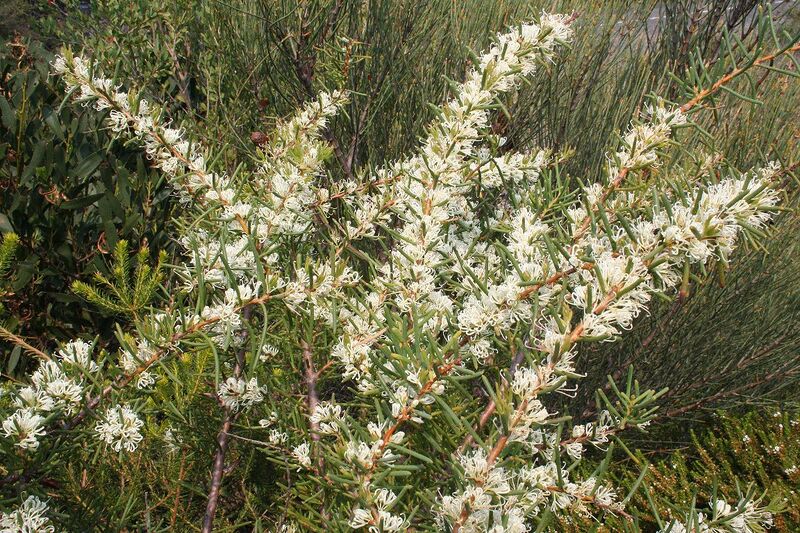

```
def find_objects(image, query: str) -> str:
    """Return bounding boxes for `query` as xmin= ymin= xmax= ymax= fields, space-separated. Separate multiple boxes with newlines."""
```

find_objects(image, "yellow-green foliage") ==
xmin=0 ymin=232 xmax=18 ymax=281
xmin=622 ymin=411 xmax=800 ymax=531
xmin=72 ymin=240 xmax=166 ymax=318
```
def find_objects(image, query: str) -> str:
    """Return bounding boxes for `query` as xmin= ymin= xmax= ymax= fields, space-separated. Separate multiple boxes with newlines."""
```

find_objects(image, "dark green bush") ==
xmin=0 ymin=40 xmax=176 ymax=364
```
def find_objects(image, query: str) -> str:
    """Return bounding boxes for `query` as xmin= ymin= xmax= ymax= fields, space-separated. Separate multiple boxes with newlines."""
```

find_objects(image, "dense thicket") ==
xmin=0 ymin=1 xmax=798 ymax=531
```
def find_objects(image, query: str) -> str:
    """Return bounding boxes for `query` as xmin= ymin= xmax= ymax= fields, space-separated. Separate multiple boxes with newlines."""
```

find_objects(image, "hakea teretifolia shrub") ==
xmin=0 ymin=13 xmax=788 ymax=532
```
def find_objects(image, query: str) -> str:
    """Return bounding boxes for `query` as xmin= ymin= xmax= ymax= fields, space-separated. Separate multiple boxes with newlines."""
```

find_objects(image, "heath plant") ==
xmin=1 ymin=9 xmax=798 ymax=533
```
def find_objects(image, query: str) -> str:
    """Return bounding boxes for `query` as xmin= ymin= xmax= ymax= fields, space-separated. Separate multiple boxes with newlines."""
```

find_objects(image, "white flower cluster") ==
xmin=660 ymin=497 xmax=774 ymax=533
xmin=57 ymin=339 xmax=98 ymax=372
xmin=292 ymin=441 xmax=312 ymax=469
xmin=217 ymin=377 xmax=267 ymax=411
xmin=310 ymin=401 xmax=346 ymax=435
xmin=349 ymin=489 xmax=405 ymax=531
xmin=0 ymin=495 xmax=55 ymax=533
xmin=52 ymin=54 xmax=226 ymax=204
xmin=439 ymin=449 xmax=622 ymax=532
xmin=40 ymin=52 xmax=356 ymax=476
xmin=95 ymin=404 xmax=144 ymax=452
xmin=2 ymin=341 xmax=95 ymax=450
xmin=2 ymin=409 xmax=46 ymax=451
xmin=255 ymin=90 xmax=350 ymax=236
xmin=331 ymin=12 xmax=574 ymax=392
xmin=119 ymin=339 xmax=157 ymax=389
xmin=436 ymin=159 xmax=780 ymax=530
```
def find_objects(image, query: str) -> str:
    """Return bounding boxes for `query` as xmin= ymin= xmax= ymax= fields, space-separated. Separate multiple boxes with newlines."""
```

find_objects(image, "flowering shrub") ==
xmin=1 ymin=11 xmax=798 ymax=532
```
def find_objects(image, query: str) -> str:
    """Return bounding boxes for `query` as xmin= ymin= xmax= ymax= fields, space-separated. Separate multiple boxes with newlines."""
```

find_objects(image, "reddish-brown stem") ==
xmin=201 ymin=307 xmax=249 ymax=533
xmin=303 ymin=340 xmax=321 ymax=446
xmin=678 ymin=42 xmax=800 ymax=113
xmin=457 ymin=43 xmax=800 ymax=452
xmin=170 ymin=453 xmax=187 ymax=529
xmin=201 ymin=407 xmax=236 ymax=533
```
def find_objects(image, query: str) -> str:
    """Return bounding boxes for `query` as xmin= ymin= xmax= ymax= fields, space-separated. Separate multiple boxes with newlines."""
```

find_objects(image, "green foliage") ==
xmin=0 ymin=1 xmax=41 ymax=41
xmin=0 ymin=232 xmax=18 ymax=281
xmin=564 ymin=3 xmax=800 ymax=418
xmin=618 ymin=410 xmax=800 ymax=532
xmin=575 ymin=193 xmax=800 ymax=419
xmin=0 ymin=1 xmax=799 ymax=530
xmin=72 ymin=240 xmax=166 ymax=317
xmin=0 ymin=40 xmax=177 ymax=355
xmin=0 ymin=232 xmax=19 ymax=319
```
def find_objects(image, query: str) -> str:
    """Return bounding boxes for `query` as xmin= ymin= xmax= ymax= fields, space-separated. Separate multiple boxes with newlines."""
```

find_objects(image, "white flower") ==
xmin=260 ymin=344 xmax=279 ymax=362
xmin=119 ymin=341 xmax=156 ymax=389
xmin=292 ymin=442 xmax=312 ymax=469
xmin=12 ymin=387 xmax=55 ymax=413
xmin=377 ymin=510 xmax=404 ymax=531
xmin=259 ymin=411 xmax=279 ymax=427
xmin=2 ymin=409 xmax=46 ymax=450
xmin=345 ymin=440 xmax=378 ymax=469
xmin=310 ymin=401 xmax=345 ymax=435
xmin=0 ymin=495 xmax=55 ymax=533
xmin=348 ymin=508 xmax=372 ymax=529
xmin=218 ymin=377 xmax=266 ymax=411
xmin=30 ymin=360 xmax=84 ymax=414
xmin=39 ymin=377 xmax=84 ymax=416
xmin=201 ymin=299 xmax=242 ymax=344
xmin=164 ymin=427 xmax=182 ymax=453
xmin=57 ymin=339 xmax=98 ymax=372
xmin=268 ymin=429 xmax=288 ymax=445
xmin=511 ymin=366 xmax=544 ymax=398
xmin=95 ymin=404 xmax=144 ymax=452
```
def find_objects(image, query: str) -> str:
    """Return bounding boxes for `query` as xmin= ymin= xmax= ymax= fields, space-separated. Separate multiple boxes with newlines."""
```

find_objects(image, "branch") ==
xmin=201 ymin=308 xmax=250 ymax=533
xmin=302 ymin=340 xmax=320 ymax=444
xmin=665 ymin=357 xmax=799 ymax=417
xmin=200 ymin=383 xmax=238 ymax=533
xmin=458 ymin=341 xmax=528 ymax=453
xmin=678 ymin=41 xmax=800 ymax=113
xmin=0 ymin=325 xmax=50 ymax=361
xmin=165 ymin=34 xmax=193 ymax=110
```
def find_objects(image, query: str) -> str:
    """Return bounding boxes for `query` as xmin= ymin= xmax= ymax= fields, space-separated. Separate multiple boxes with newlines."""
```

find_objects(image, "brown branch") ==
xmin=545 ymin=485 xmax=633 ymax=520
xmin=679 ymin=41 xmax=800 ymax=113
xmin=665 ymin=357 xmax=799 ymax=417
xmin=162 ymin=18 xmax=193 ymax=110
xmin=0 ymin=325 xmax=50 ymax=361
xmin=201 ymin=399 xmax=237 ymax=533
xmin=302 ymin=340 xmax=321 ymax=445
xmin=201 ymin=308 xmax=250 ymax=533
xmin=458 ymin=342 xmax=528 ymax=453
xmin=170 ymin=452 xmax=188 ymax=529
